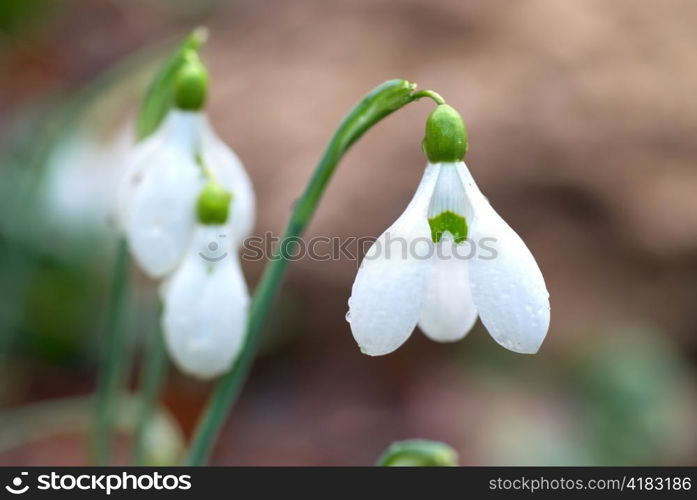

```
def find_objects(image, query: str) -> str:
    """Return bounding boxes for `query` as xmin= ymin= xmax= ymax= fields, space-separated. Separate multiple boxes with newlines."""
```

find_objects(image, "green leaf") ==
xmin=136 ymin=28 xmax=207 ymax=141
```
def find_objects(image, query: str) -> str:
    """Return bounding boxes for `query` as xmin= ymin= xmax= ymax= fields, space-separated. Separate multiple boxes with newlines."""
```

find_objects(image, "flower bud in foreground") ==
xmin=376 ymin=439 xmax=458 ymax=466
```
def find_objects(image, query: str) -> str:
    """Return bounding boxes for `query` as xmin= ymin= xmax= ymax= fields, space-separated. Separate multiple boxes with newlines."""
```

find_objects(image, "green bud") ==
xmin=376 ymin=439 xmax=458 ymax=466
xmin=174 ymin=52 xmax=209 ymax=111
xmin=196 ymin=182 xmax=232 ymax=225
xmin=422 ymin=104 xmax=468 ymax=163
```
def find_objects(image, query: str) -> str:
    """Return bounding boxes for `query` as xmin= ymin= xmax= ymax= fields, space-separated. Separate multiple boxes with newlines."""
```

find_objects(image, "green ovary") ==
xmin=428 ymin=211 xmax=468 ymax=244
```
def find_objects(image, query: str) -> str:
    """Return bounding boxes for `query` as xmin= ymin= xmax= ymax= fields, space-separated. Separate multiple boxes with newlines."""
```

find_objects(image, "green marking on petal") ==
xmin=428 ymin=211 xmax=468 ymax=244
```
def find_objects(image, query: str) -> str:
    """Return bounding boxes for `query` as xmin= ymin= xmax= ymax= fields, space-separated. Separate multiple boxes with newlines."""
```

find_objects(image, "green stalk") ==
xmin=91 ymin=237 xmax=130 ymax=464
xmin=131 ymin=314 xmax=168 ymax=465
xmin=185 ymin=79 xmax=442 ymax=464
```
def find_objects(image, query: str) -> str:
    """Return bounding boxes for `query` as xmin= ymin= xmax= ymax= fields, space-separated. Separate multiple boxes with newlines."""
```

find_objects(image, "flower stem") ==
xmin=185 ymin=79 xmax=436 ymax=464
xmin=91 ymin=237 xmax=131 ymax=464
xmin=411 ymin=89 xmax=446 ymax=105
xmin=131 ymin=311 xmax=168 ymax=465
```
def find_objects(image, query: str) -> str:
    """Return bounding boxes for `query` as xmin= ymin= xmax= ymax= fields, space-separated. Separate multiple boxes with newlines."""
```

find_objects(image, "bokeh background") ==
xmin=1 ymin=0 xmax=696 ymax=465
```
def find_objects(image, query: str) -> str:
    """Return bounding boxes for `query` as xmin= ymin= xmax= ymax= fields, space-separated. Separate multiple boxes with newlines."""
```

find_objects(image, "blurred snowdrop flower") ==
xmin=348 ymin=104 xmax=549 ymax=356
xmin=161 ymin=222 xmax=250 ymax=379
xmin=161 ymin=181 xmax=251 ymax=379
xmin=118 ymin=53 xmax=254 ymax=278
xmin=118 ymin=51 xmax=254 ymax=378
xmin=43 ymin=124 xmax=132 ymax=233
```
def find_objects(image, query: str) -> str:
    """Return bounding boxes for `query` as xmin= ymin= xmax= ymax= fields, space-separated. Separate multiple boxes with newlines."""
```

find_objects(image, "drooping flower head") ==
xmin=160 ymin=181 xmax=250 ymax=379
xmin=118 ymin=51 xmax=254 ymax=379
xmin=118 ymin=51 xmax=254 ymax=278
xmin=348 ymin=103 xmax=550 ymax=355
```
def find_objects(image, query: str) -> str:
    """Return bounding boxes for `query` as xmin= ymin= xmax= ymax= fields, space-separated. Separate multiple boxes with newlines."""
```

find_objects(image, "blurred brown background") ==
xmin=0 ymin=0 xmax=696 ymax=465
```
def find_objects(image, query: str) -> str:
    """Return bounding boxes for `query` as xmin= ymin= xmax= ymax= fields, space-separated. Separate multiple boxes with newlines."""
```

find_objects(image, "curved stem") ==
xmin=185 ymin=79 xmax=438 ymax=464
xmin=411 ymin=89 xmax=446 ymax=105
xmin=91 ymin=237 xmax=131 ymax=464
xmin=131 ymin=313 xmax=168 ymax=465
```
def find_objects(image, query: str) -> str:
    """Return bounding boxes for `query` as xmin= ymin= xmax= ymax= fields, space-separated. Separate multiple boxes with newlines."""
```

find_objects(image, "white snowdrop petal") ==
xmin=118 ymin=110 xmax=201 ymax=219
xmin=200 ymin=118 xmax=255 ymax=245
xmin=43 ymin=124 xmax=133 ymax=232
xmin=124 ymin=147 xmax=201 ymax=277
xmin=418 ymin=238 xmax=478 ymax=342
xmin=117 ymin=127 xmax=168 ymax=231
xmin=348 ymin=164 xmax=439 ymax=356
xmin=161 ymin=226 xmax=250 ymax=379
xmin=457 ymin=162 xmax=550 ymax=354
xmin=119 ymin=109 xmax=208 ymax=277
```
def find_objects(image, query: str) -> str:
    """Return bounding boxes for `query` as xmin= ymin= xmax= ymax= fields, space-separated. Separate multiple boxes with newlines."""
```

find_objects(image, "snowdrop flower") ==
xmin=118 ymin=52 xmax=254 ymax=278
xmin=348 ymin=104 xmax=550 ymax=356
xmin=43 ymin=124 xmax=132 ymax=234
xmin=160 ymin=183 xmax=250 ymax=379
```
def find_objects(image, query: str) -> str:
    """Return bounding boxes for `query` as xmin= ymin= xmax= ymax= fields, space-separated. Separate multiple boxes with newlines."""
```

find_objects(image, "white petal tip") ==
xmin=492 ymin=333 xmax=546 ymax=354
xmin=174 ymin=362 xmax=227 ymax=380
xmin=358 ymin=343 xmax=397 ymax=357
xmin=164 ymin=336 xmax=239 ymax=380
xmin=418 ymin=317 xmax=477 ymax=344
xmin=351 ymin=323 xmax=408 ymax=356
xmin=423 ymin=331 xmax=468 ymax=344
